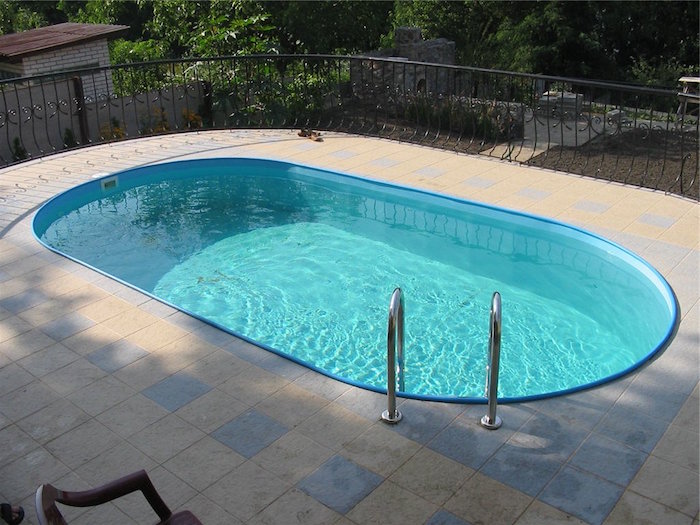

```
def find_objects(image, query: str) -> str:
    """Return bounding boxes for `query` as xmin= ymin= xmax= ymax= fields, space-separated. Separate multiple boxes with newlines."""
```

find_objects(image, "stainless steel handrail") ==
xmin=381 ymin=287 xmax=404 ymax=424
xmin=481 ymin=291 xmax=503 ymax=430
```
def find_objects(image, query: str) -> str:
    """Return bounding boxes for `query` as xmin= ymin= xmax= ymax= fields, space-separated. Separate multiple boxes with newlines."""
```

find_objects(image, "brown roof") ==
xmin=0 ymin=23 xmax=129 ymax=61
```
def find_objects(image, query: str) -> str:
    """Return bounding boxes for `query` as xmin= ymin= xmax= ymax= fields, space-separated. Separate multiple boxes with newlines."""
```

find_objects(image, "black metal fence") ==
xmin=1 ymin=55 xmax=698 ymax=199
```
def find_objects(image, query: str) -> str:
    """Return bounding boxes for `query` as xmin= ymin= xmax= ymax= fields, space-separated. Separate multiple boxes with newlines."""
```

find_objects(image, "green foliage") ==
xmin=391 ymin=0 xmax=699 ymax=86
xmin=142 ymin=0 xmax=276 ymax=58
xmin=110 ymin=39 xmax=166 ymax=65
xmin=630 ymin=57 xmax=698 ymax=89
xmin=262 ymin=1 xmax=393 ymax=54
xmin=406 ymin=94 xmax=523 ymax=142
xmin=63 ymin=128 xmax=78 ymax=148
xmin=0 ymin=0 xmax=696 ymax=87
xmin=11 ymin=137 xmax=27 ymax=161
xmin=0 ymin=1 xmax=48 ymax=34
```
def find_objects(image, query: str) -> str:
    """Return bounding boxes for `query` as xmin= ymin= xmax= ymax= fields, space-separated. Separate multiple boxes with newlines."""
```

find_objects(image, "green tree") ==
xmin=141 ymin=0 xmax=276 ymax=57
xmin=262 ymin=1 xmax=394 ymax=55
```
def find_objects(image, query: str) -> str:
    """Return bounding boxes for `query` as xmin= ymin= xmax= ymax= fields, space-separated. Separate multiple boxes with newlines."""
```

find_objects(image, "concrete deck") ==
xmin=0 ymin=130 xmax=697 ymax=525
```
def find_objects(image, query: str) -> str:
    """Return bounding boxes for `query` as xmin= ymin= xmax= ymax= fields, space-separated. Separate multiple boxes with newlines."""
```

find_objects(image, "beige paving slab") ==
xmin=0 ymin=130 xmax=697 ymax=525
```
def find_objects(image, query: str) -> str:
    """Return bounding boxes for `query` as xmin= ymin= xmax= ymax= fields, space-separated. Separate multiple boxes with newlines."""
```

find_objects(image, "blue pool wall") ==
xmin=32 ymin=157 xmax=680 ymax=403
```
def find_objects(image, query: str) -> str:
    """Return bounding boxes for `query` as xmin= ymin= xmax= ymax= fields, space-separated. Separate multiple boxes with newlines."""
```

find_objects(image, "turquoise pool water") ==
xmin=33 ymin=158 xmax=678 ymax=401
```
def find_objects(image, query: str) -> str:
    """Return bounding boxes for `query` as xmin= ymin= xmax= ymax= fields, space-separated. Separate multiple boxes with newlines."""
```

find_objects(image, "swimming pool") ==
xmin=33 ymin=158 xmax=678 ymax=402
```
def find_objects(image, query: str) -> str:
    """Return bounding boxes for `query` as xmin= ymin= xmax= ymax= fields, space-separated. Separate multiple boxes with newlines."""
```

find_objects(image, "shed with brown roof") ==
xmin=0 ymin=22 xmax=128 ymax=82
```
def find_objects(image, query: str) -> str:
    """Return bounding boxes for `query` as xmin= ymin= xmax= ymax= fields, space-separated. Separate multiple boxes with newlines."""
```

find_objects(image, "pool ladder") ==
xmin=480 ymin=291 xmax=503 ymax=429
xmin=381 ymin=287 xmax=404 ymax=424
xmin=380 ymin=288 xmax=503 ymax=429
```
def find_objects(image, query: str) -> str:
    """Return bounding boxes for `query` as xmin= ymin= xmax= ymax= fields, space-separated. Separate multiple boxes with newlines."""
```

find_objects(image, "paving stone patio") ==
xmin=0 ymin=130 xmax=697 ymax=524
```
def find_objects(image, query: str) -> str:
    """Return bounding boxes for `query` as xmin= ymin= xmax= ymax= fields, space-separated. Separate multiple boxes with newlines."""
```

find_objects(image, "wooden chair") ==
xmin=35 ymin=470 xmax=202 ymax=525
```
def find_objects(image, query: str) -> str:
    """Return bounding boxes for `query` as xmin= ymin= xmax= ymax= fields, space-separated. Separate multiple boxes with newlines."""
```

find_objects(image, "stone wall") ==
xmin=351 ymin=27 xmax=457 ymax=96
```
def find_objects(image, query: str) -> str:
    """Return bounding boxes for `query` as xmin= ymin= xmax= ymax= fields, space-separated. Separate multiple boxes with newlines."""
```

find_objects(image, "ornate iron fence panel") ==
xmin=1 ymin=55 xmax=697 ymax=199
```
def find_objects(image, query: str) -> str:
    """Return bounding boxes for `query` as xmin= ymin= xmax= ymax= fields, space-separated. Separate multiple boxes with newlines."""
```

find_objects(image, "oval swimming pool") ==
xmin=33 ymin=158 xmax=678 ymax=402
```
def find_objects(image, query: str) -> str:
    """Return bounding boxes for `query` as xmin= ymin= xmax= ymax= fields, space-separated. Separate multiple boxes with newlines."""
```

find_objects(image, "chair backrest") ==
xmin=35 ymin=484 xmax=67 ymax=525
xmin=34 ymin=470 xmax=201 ymax=525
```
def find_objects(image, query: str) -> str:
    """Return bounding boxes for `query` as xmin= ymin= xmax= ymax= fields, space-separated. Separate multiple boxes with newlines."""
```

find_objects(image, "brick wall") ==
xmin=21 ymin=39 xmax=114 ymax=99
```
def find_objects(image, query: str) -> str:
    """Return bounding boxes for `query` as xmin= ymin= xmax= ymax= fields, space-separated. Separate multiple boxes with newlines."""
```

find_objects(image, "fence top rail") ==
xmin=0 ymin=54 xmax=679 ymax=98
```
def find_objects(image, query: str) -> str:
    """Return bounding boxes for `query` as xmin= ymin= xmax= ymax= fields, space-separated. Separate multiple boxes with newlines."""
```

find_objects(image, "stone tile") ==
xmin=370 ymin=158 xmax=400 ymax=168
xmin=0 ymin=380 xmax=61 ymax=421
xmin=38 ymin=312 xmax=95 ymax=341
xmin=77 ymin=295 xmax=132 ymax=323
xmin=509 ymin=412 xmax=589 ymax=462
xmin=0 ymin=364 xmax=37 ymax=397
xmin=388 ymin=398 xmax=464 ymax=444
xmin=66 ymin=376 xmax=135 ymax=416
xmin=443 ymin=472 xmax=532 ymax=525
xmin=0 ymin=447 xmax=70 ymax=501
xmin=17 ymin=398 xmax=90 ymax=444
xmin=96 ymin=394 xmax=168 ymax=437
xmin=0 ymin=329 xmax=57 ymax=360
xmin=342 ymin=422 xmax=421 ymax=477
xmin=164 ymin=436 xmax=245 ymax=491
xmin=574 ymin=200 xmax=611 ymax=213
xmin=212 ymin=409 xmax=289 ymax=458
xmin=0 ymin=425 xmax=39 ymax=465
xmin=298 ymin=455 xmax=383 ymax=515
xmin=18 ymin=343 xmax=79 ymax=377
xmin=255 ymin=382 xmax=329 ymax=428
xmin=463 ymin=176 xmax=497 ymax=189
xmin=603 ymin=490 xmax=694 ymax=525
xmin=190 ymin=322 xmax=239 ymax=347
xmin=41 ymin=358 xmax=106 ymax=395
xmin=0 ymin=315 xmax=32 ymax=344
xmin=129 ymin=414 xmax=205 ymax=464
xmin=176 ymin=493 xmax=243 ymax=525
xmin=99 ymin=306 xmax=159 ymax=337
xmin=426 ymin=509 xmax=473 ymax=525
xmin=86 ymin=339 xmax=149 ymax=373
xmin=638 ymin=213 xmax=677 ymax=229
xmin=45 ymin=419 xmax=122 ymax=469
xmin=0 ymin=289 xmax=49 ymax=314
xmin=596 ymin=404 xmax=670 ymax=453
xmin=480 ymin=442 xmax=563 ymax=497
xmin=203 ymin=460 xmax=289 ymax=521
xmin=335 ymin=387 xmax=391 ymax=421
xmin=652 ymin=423 xmax=699 ymax=472
xmin=142 ymin=372 xmax=211 ymax=412
xmin=540 ymin=466 xmax=624 ymax=525
xmin=295 ymin=403 xmax=373 ymax=451
xmin=74 ymin=441 xmax=157 ymax=486
xmin=415 ymin=166 xmax=446 ymax=178
xmin=182 ymin=348 xmax=251 ymax=387
xmin=526 ymin=388 xmax=610 ymax=430
xmin=248 ymin=487 xmax=342 ymax=525
xmin=113 ymin=466 xmax=197 ymax=522
xmin=389 ymin=447 xmax=474 ymax=506
xmin=570 ymin=433 xmax=648 ymax=486
xmin=218 ymin=365 xmax=291 ymax=405
xmin=175 ymin=388 xmax=246 ymax=433
xmin=292 ymin=370 xmax=352 ymax=402
xmin=125 ymin=320 xmax=189 ymax=352
xmin=256 ymin=353 xmax=309 ymax=380
xmin=113 ymin=352 xmax=180 ymax=391
xmin=347 ymin=480 xmax=438 ymax=525
xmin=223 ymin=337 xmax=269 ymax=365
xmin=61 ymin=324 xmax=122 ymax=356
xmin=70 ymin=503 xmax=136 ymax=524
xmin=152 ymin=332 xmax=219 ymax=368
xmin=517 ymin=187 xmax=552 ymax=200
xmin=629 ymin=456 xmax=699 ymax=517
xmin=427 ymin=413 xmax=510 ymax=470
xmin=252 ymin=430 xmax=334 ymax=485
xmin=514 ymin=500 xmax=588 ymax=524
